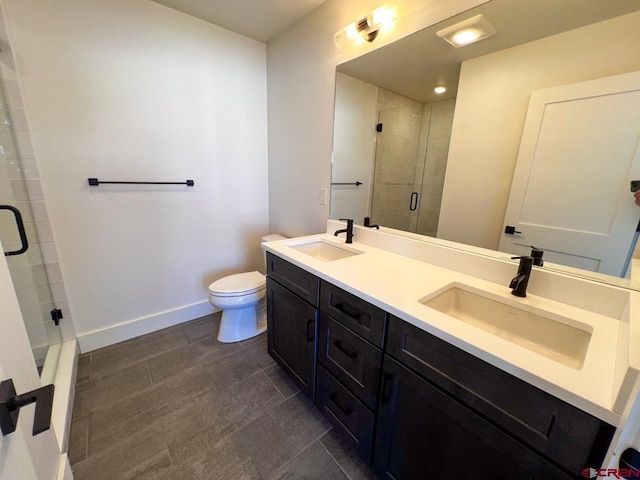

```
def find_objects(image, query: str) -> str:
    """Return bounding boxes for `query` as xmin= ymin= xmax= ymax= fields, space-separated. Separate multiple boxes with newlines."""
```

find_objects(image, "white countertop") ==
xmin=264 ymin=233 xmax=628 ymax=425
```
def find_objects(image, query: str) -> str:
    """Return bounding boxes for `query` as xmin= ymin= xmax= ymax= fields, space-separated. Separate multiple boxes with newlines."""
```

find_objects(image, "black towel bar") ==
xmin=331 ymin=181 xmax=362 ymax=186
xmin=88 ymin=178 xmax=194 ymax=187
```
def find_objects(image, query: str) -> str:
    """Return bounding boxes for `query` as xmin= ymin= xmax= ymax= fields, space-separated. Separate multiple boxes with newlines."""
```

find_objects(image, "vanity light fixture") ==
xmin=436 ymin=14 xmax=497 ymax=48
xmin=434 ymin=86 xmax=447 ymax=94
xmin=334 ymin=3 xmax=398 ymax=48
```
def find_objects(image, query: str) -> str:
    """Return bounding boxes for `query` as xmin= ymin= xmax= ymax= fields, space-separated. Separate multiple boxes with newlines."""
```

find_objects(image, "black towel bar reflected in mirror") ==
xmin=88 ymin=178 xmax=194 ymax=186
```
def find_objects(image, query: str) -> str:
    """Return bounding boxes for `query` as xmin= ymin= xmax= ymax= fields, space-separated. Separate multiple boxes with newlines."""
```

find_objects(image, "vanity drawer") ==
xmin=315 ymin=364 xmax=375 ymax=464
xmin=386 ymin=315 xmax=615 ymax=475
xmin=320 ymin=281 xmax=386 ymax=347
xmin=318 ymin=313 xmax=382 ymax=410
xmin=267 ymin=252 xmax=319 ymax=307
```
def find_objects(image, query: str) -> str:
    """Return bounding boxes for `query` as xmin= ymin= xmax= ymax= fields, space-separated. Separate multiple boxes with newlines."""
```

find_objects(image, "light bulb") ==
xmin=369 ymin=5 xmax=397 ymax=31
xmin=451 ymin=28 xmax=482 ymax=46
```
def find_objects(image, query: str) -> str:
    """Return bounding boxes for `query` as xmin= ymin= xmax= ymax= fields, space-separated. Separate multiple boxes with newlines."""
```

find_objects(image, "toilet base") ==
xmin=217 ymin=302 xmax=267 ymax=343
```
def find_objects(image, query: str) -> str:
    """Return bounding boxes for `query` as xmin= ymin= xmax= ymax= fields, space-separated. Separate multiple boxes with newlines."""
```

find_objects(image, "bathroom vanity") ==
xmin=263 ymin=227 xmax=639 ymax=479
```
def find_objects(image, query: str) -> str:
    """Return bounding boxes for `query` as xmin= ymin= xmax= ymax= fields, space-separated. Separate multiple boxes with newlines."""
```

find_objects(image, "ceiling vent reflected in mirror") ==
xmin=436 ymin=14 xmax=497 ymax=47
xmin=334 ymin=3 xmax=398 ymax=48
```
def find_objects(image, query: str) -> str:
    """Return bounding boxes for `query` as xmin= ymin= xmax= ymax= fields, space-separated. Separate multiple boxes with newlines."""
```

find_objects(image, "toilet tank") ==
xmin=261 ymin=234 xmax=286 ymax=270
xmin=261 ymin=234 xmax=286 ymax=243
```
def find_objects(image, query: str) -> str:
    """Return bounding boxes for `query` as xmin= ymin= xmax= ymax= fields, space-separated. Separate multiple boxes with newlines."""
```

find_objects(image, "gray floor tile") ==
xmin=181 ymin=313 xmax=221 ymax=343
xmin=239 ymin=392 xmax=332 ymax=479
xmin=70 ymin=317 xmax=352 ymax=480
xmin=271 ymin=441 xmax=349 ymax=480
xmin=264 ymin=364 xmax=301 ymax=399
xmin=147 ymin=332 xmax=241 ymax=384
xmin=320 ymin=429 xmax=378 ymax=480
xmin=89 ymin=325 xmax=189 ymax=379
xmin=240 ymin=330 xmax=268 ymax=347
xmin=76 ymin=355 xmax=91 ymax=384
xmin=208 ymin=335 xmax=275 ymax=389
xmin=73 ymin=361 xmax=151 ymax=417
xmin=159 ymin=431 xmax=262 ymax=480
xmin=216 ymin=370 xmax=287 ymax=428
xmin=123 ymin=450 xmax=173 ymax=480
xmin=68 ymin=413 xmax=88 ymax=465
xmin=87 ymin=363 xmax=217 ymax=456
xmin=72 ymin=423 xmax=169 ymax=480
xmin=161 ymin=389 xmax=237 ymax=462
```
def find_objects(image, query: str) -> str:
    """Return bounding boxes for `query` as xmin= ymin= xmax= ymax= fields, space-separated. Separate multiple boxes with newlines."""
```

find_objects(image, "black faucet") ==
xmin=363 ymin=217 xmax=380 ymax=229
xmin=509 ymin=256 xmax=534 ymax=297
xmin=530 ymin=246 xmax=544 ymax=266
xmin=334 ymin=218 xmax=354 ymax=243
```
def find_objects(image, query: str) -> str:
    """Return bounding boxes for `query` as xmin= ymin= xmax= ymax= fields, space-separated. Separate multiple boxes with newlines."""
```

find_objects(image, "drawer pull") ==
xmin=333 ymin=340 xmax=358 ymax=359
xmin=334 ymin=302 xmax=362 ymax=320
xmin=329 ymin=393 xmax=353 ymax=416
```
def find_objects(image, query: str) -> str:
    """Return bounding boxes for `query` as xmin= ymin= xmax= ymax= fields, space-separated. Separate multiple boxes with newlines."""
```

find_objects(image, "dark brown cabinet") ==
xmin=265 ymin=252 xmax=615 ymax=480
xmin=315 ymin=281 xmax=387 ymax=463
xmin=266 ymin=253 xmax=319 ymax=400
xmin=373 ymin=356 xmax=576 ymax=480
xmin=375 ymin=316 xmax=615 ymax=479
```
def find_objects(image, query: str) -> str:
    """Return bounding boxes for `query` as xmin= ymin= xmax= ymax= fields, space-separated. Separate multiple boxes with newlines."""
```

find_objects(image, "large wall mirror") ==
xmin=330 ymin=0 xmax=640 ymax=289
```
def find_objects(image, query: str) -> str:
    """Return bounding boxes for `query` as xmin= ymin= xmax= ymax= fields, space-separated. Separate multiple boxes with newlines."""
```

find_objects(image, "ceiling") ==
xmin=150 ymin=0 xmax=327 ymax=42
xmin=338 ymin=0 xmax=640 ymax=103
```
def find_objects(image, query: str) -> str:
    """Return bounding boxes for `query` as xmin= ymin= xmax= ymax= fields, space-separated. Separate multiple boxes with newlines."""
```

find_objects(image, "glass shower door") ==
xmin=0 ymin=86 xmax=61 ymax=377
xmin=370 ymin=105 xmax=424 ymax=231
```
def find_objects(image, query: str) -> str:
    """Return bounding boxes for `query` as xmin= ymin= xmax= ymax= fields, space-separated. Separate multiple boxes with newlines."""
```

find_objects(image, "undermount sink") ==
xmin=420 ymin=284 xmax=592 ymax=369
xmin=288 ymin=240 xmax=363 ymax=262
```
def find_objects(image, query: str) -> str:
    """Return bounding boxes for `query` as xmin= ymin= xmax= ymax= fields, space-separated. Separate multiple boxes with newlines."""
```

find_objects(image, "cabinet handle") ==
xmin=380 ymin=374 xmax=394 ymax=406
xmin=334 ymin=302 xmax=361 ymax=320
xmin=306 ymin=319 xmax=314 ymax=342
xmin=333 ymin=340 xmax=358 ymax=359
xmin=329 ymin=393 xmax=353 ymax=416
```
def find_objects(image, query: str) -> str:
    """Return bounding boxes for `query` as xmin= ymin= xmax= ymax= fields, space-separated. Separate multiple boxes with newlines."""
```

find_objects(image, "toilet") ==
xmin=208 ymin=234 xmax=286 ymax=343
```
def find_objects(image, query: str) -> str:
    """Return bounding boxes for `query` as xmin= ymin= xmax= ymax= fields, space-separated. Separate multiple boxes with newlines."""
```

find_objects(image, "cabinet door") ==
xmin=267 ymin=278 xmax=317 ymax=400
xmin=386 ymin=316 xmax=614 ymax=473
xmin=373 ymin=357 xmax=575 ymax=480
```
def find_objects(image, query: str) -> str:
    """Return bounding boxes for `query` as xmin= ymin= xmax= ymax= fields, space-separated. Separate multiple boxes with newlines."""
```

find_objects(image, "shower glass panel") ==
xmin=370 ymin=105 xmax=424 ymax=231
xmin=369 ymin=99 xmax=456 ymax=236
xmin=0 ymin=82 xmax=61 ymax=376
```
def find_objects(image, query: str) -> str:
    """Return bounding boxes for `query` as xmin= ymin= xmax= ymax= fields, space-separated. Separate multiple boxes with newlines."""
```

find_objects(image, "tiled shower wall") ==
xmin=0 ymin=12 xmax=74 ymax=364
xmin=370 ymin=87 xmax=455 ymax=236
xmin=415 ymin=98 xmax=456 ymax=237
xmin=370 ymin=89 xmax=423 ymax=231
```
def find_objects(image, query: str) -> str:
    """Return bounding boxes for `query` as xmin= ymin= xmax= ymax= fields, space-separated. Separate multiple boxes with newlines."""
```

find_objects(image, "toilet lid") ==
xmin=209 ymin=271 xmax=266 ymax=296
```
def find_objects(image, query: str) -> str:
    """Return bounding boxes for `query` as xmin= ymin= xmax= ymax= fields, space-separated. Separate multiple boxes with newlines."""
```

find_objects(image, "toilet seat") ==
xmin=209 ymin=271 xmax=265 ymax=297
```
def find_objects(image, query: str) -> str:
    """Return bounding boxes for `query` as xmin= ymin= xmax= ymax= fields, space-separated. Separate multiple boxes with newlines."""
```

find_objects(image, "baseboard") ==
xmin=77 ymin=301 xmax=216 ymax=353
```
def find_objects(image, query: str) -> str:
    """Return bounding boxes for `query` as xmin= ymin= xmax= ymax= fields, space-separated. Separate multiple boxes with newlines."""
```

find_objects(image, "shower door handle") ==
xmin=0 ymin=379 xmax=54 ymax=436
xmin=409 ymin=192 xmax=418 ymax=211
xmin=0 ymin=205 xmax=29 ymax=256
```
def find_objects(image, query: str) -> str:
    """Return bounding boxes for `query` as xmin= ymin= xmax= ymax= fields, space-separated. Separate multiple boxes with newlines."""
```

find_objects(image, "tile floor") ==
xmin=68 ymin=313 xmax=378 ymax=480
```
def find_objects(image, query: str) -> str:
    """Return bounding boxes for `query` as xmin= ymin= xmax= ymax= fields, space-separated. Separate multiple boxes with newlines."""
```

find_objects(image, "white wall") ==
xmin=267 ymin=0 xmax=489 ymax=237
xmin=330 ymin=73 xmax=377 ymax=222
xmin=438 ymin=12 xmax=640 ymax=250
xmin=3 ymin=0 xmax=269 ymax=351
